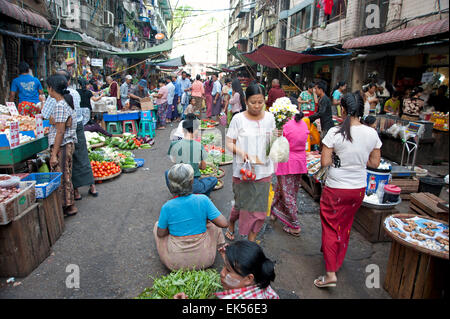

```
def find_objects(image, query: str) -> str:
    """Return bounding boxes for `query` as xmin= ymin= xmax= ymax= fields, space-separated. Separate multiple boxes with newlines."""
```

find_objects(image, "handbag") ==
xmin=219 ymin=112 xmax=227 ymax=126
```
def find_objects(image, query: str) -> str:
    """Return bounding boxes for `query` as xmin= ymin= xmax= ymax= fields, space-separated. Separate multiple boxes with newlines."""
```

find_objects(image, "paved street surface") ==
xmin=0 ymin=123 xmax=398 ymax=299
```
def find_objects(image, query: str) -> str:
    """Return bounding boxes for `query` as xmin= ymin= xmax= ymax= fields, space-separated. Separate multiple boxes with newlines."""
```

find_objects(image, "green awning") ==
xmin=49 ymin=29 xmax=83 ymax=42
xmin=114 ymin=39 xmax=173 ymax=58
xmin=228 ymin=46 xmax=256 ymax=66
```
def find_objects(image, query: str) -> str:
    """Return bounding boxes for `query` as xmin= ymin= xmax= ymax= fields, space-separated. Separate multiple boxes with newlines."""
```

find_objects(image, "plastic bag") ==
xmin=240 ymin=160 xmax=255 ymax=181
xmin=269 ymin=136 xmax=290 ymax=163
xmin=0 ymin=174 xmax=20 ymax=188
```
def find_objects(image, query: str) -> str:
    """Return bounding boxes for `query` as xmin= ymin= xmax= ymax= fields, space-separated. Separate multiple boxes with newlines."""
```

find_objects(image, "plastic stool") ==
xmin=122 ymin=120 xmax=138 ymax=135
xmin=106 ymin=122 xmax=122 ymax=135
xmin=138 ymin=120 xmax=155 ymax=138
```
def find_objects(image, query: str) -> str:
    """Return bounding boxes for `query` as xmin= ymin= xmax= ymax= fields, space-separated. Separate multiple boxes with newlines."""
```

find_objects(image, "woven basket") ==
xmin=213 ymin=179 xmax=223 ymax=191
xmin=94 ymin=170 xmax=122 ymax=181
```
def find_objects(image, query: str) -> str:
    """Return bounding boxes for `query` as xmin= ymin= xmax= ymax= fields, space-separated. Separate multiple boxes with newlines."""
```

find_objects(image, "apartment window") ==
xmin=289 ymin=5 xmax=312 ymax=37
xmin=312 ymin=0 xmax=347 ymax=26
xmin=267 ymin=28 xmax=275 ymax=46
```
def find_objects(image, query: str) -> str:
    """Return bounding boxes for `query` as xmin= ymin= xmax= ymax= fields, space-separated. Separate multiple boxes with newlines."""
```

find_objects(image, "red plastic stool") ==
xmin=122 ymin=120 xmax=138 ymax=135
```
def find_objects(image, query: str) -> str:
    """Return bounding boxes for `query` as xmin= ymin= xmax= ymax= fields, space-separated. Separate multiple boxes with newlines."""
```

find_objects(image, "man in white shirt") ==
xmin=120 ymin=75 xmax=132 ymax=110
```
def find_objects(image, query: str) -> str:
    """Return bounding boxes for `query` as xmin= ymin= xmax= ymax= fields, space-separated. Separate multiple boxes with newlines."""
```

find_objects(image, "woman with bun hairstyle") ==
xmin=270 ymin=110 xmax=309 ymax=236
xmin=174 ymin=240 xmax=279 ymax=299
xmin=46 ymin=75 xmax=78 ymax=216
xmin=225 ymin=83 xmax=280 ymax=242
xmin=314 ymin=92 xmax=382 ymax=288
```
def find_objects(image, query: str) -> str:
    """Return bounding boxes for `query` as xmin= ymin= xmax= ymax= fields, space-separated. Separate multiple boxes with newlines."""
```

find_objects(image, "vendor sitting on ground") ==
xmin=174 ymin=240 xmax=279 ymax=299
xmin=84 ymin=113 xmax=112 ymax=137
xmin=166 ymin=114 xmax=218 ymax=196
xmin=154 ymin=163 xmax=228 ymax=271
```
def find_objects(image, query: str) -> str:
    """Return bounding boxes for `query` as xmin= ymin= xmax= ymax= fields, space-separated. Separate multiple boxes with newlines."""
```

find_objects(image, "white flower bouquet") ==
xmin=267 ymin=97 xmax=299 ymax=163
xmin=269 ymin=97 xmax=299 ymax=130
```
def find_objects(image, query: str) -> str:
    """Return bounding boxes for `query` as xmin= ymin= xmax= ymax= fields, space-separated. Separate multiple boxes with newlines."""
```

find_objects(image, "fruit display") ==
xmin=203 ymin=144 xmax=225 ymax=153
xmin=104 ymin=133 xmax=152 ymax=150
xmin=430 ymin=112 xmax=448 ymax=131
xmin=0 ymin=114 xmax=41 ymax=133
xmin=199 ymin=165 xmax=216 ymax=176
xmin=200 ymin=119 xmax=218 ymax=129
xmin=91 ymin=161 xmax=121 ymax=179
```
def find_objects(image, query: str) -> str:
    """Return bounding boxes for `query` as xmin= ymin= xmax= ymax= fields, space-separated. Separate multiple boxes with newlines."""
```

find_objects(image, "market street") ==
xmin=0 ymin=123 xmax=393 ymax=299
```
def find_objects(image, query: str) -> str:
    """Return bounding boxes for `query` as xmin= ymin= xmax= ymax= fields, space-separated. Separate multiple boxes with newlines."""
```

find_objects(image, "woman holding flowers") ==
xmin=225 ymin=84 xmax=279 ymax=242
xmin=270 ymin=100 xmax=309 ymax=236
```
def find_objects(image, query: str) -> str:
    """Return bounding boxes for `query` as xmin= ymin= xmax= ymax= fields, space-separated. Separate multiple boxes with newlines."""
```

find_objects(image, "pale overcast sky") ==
xmin=169 ymin=0 xmax=230 ymax=65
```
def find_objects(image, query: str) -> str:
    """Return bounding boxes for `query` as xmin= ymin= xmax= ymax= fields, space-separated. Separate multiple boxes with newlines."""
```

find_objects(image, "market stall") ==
xmin=383 ymin=214 xmax=448 ymax=298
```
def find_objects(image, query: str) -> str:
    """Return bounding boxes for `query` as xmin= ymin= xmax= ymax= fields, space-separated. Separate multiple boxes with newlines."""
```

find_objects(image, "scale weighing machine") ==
xmin=390 ymin=122 xmax=424 ymax=177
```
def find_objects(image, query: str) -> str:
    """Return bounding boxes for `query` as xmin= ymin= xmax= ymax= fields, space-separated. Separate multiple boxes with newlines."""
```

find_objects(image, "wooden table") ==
xmin=383 ymin=214 xmax=449 ymax=298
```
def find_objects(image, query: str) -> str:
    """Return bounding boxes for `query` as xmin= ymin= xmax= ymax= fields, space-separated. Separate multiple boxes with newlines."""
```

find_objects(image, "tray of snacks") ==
xmin=384 ymin=213 xmax=449 ymax=259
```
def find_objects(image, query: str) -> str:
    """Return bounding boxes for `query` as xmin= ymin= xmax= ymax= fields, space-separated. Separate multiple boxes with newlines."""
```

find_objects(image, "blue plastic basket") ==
xmin=22 ymin=172 xmax=62 ymax=199
xmin=134 ymin=158 xmax=145 ymax=168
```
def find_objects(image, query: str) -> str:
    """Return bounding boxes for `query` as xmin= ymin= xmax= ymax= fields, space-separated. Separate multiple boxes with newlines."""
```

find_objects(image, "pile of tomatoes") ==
xmin=91 ymin=161 xmax=121 ymax=179
xmin=203 ymin=144 xmax=225 ymax=153
xmin=240 ymin=168 xmax=256 ymax=181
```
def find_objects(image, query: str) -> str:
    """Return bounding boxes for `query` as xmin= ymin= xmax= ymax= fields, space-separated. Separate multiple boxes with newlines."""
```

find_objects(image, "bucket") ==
xmin=366 ymin=168 xmax=392 ymax=195
xmin=382 ymin=185 xmax=401 ymax=204
xmin=418 ymin=177 xmax=445 ymax=196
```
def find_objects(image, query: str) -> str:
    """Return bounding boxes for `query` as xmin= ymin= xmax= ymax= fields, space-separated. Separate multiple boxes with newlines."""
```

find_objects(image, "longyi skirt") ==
xmin=72 ymin=122 xmax=94 ymax=188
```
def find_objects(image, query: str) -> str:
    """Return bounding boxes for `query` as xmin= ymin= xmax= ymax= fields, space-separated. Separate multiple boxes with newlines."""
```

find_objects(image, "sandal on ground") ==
xmin=88 ymin=189 xmax=98 ymax=197
xmin=74 ymin=195 xmax=82 ymax=201
xmin=283 ymin=225 xmax=301 ymax=237
xmin=225 ymin=229 xmax=235 ymax=241
xmin=314 ymin=276 xmax=337 ymax=288
xmin=63 ymin=207 xmax=78 ymax=217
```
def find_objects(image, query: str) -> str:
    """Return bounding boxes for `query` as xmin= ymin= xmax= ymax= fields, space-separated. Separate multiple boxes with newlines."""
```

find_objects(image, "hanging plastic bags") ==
xmin=269 ymin=136 xmax=290 ymax=163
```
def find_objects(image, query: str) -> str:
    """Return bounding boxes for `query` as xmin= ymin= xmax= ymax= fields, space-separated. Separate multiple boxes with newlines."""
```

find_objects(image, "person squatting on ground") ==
xmin=155 ymin=163 xmax=228 ymax=271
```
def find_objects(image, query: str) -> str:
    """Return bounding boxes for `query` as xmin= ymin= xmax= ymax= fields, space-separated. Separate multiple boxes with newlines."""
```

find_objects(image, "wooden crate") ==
xmin=384 ymin=240 xmax=448 ymax=298
xmin=38 ymin=189 xmax=65 ymax=246
xmin=390 ymin=178 xmax=420 ymax=198
xmin=353 ymin=206 xmax=397 ymax=243
xmin=0 ymin=203 xmax=51 ymax=277
xmin=410 ymin=193 xmax=448 ymax=222
xmin=300 ymin=174 xmax=322 ymax=201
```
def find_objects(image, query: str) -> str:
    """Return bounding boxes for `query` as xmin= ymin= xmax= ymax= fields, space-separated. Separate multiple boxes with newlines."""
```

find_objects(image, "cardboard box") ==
xmin=141 ymin=97 xmax=154 ymax=111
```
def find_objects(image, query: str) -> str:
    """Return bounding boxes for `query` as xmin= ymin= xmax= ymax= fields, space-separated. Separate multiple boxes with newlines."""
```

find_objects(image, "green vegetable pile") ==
xmin=136 ymin=269 xmax=221 ymax=299
xmin=199 ymin=165 xmax=215 ymax=175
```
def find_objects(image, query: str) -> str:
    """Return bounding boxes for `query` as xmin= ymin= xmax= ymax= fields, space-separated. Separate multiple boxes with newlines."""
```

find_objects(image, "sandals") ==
xmin=88 ymin=189 xmax=98 ymax=197
xmin=225 ymin=229 xmax=235 ymax=241
xmin=283 ymin=226 xmax=301 ymax=237
xmin=314 ymin=276 xmax=337 ymax=288
xmin=63 ymin=207 xmax=78 ymax=217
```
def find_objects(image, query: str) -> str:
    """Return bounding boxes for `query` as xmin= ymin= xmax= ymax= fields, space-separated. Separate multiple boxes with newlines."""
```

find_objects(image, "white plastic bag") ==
xmin=269 ymin=136 xmax=290 ymax=163
xmin=0 ymin=174 xmax=20 ymax=188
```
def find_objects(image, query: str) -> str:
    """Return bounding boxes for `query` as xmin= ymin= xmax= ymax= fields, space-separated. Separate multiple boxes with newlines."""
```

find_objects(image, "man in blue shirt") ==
xmin=172 ymin=75 xmax=182 ymax=121
xmin=178 ymin=71 xmax=192 ymax=117
xmin=165 ymin=76 xmax=176 ymax=123
xmin=9 ymin=61 xmax=44 ymax=116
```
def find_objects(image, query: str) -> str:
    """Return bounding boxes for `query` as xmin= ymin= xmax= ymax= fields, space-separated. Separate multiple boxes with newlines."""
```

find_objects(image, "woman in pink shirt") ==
xmin=191 ymin=75 xmax=205 ymax=114
xmin=270 ymin=111 xmax=309 ymax=236
xmin=155 ymin=78 xmax=169 ymax=129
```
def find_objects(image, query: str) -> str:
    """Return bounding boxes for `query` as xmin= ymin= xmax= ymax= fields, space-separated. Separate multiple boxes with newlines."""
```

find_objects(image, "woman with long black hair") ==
xmin=314 ymin=92 xmax=382 ymax=288
xmin=230 ymin=78 xmax=246 ymax=117
xmin=46 ymin=75 xmax=78 ymax=216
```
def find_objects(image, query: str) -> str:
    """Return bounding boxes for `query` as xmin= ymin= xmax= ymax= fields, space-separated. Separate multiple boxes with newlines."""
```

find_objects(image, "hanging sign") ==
xmin=91 ymin=59 xmax=104 ymax=68
xmin=155 ymin=33 xmax=165 ymax=40
xmin=6 ymin=102 xmax=19 ymax=116
xmin=35 ymin=114 xmax=44 ymax=139
xmin=421 ymin=72 xmax=434 ymax=84
xmin=9 ymin=121 xmax=20 ymax=148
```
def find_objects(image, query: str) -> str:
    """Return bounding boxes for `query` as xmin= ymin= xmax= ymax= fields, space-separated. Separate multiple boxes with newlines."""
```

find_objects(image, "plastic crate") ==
xmin=117 ymin=112 xmax=140 ymax=121
xmin=134 ymin=158 xmax=145 ymax=167
xmin=103 ymin=114 xmax=119 ymax=122
xmin=21 ymin=173 xmax=62 ymax=199
xmin=0 ymin=181 xmax=36 ymax=225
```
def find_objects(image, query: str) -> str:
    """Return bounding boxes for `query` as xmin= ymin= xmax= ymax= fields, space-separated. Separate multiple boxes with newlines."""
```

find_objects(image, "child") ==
xmin=183 ymin=97 xmax=199 ymax=117
xmin=362 ymin=115 xmax=377 ymax=129
xmin=174 ymin=240 xmax=279 ymax=299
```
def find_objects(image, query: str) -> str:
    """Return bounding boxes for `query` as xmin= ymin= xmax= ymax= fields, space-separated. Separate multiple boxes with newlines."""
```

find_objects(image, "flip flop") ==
xmin=314 ymin=276 xmax=337 ymax=288
xmin=88 ymin=189 xmax=98 ymax=197
xmin=225 ymin=229 xmax=235 ymax=241
xmin=74 ymin=196 xmax=82 ymax=201
xmin=63 ymin=209 xmax=78 ymax=217
xmin=283 ymin=225 xmax=301 ymax=237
